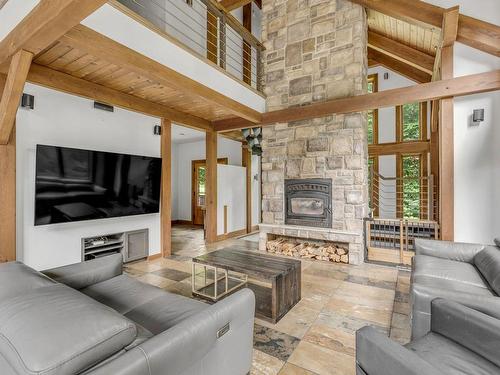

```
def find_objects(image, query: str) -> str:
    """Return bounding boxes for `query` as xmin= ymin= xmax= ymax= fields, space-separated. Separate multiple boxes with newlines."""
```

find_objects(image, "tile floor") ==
xmin=124 ymin=225 xmax=411 ymax=375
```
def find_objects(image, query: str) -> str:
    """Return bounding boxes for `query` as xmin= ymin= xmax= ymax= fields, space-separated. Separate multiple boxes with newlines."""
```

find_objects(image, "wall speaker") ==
xmin=153 ymin=125 xmax=162 ymax=135
xmin=21 ymin=93 xmax=34 ymax=109
xmin=94 ymin=101 xmax=114 ymax=112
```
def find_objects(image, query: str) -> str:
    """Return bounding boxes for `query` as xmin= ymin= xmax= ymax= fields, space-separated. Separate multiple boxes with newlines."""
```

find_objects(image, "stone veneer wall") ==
xmin=260 ymin=0 xmax=369 ymax=263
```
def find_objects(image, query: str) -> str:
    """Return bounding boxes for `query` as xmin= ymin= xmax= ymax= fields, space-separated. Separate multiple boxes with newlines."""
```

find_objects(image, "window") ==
xmin=367 ymin=74 xmax=378 ymax=145
xmin=397 ymin=102 xmax=427 ymax=142
xmin=399 ymin=155 xmax=421 ymax=219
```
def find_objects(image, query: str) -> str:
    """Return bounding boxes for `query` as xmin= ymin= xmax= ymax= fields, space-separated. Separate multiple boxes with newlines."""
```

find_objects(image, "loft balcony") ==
xmin=0 ymin=0 xmax=265 ymax=130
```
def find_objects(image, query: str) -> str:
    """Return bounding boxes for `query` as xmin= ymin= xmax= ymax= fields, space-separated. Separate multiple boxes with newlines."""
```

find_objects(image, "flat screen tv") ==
xmin=34 ymin=144 xmax=162 ymax=226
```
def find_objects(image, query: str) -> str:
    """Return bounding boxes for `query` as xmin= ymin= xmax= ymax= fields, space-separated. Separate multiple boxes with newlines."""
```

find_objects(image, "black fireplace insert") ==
xmin=284 ymin=178 xmax=332 ymax=228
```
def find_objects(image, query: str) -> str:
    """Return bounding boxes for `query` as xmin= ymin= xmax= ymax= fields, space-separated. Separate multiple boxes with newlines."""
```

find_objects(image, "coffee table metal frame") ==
xmin=191 ymin=263 xmax=248 ymax=301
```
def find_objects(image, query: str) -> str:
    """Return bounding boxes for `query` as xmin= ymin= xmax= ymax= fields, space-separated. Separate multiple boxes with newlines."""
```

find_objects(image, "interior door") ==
xmin=192 ymin=158 xmax=228 ymax=226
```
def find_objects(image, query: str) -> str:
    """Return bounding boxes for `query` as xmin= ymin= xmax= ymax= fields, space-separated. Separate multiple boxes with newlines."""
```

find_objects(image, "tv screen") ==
xmin=34 ymin=144 xmax=162 ymax=226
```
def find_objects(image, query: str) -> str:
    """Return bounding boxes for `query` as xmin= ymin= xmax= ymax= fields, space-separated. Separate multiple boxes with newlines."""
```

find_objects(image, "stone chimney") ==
xmin=259 ymin=0 xmax=369 ymax=264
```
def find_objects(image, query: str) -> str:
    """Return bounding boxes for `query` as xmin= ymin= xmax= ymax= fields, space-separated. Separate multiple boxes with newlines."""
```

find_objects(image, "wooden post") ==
xmin=0 ymin=50 xmax=33 ymax=144
xmin=0 ymin=124 xmax=16 ymax=262
xmin=241 ymin=143 xmax=252 ymax=233
xmin=438 ymin=7 xmax=459 ymax=241
xmin=205 ymin=129 xmax=218 ymax=243
xmin=160 ymin=119 xmax=172 ymax=257
xmin=242 ymin=3 xmax=252 ymax=85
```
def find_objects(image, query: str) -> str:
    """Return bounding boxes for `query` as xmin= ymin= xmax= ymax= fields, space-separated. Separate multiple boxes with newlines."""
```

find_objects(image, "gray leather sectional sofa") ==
xmin=0 ymin=254 xmax=255 ymax=375
xmin=356 ymin=298 xmax=500 ymax=375
xmin=411 ymin=237 xmax=500 ymax=339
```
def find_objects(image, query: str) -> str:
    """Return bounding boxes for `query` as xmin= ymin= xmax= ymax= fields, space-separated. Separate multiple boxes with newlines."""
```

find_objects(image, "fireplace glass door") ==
xmin=285 ymin=179 xmax=332 ymax=228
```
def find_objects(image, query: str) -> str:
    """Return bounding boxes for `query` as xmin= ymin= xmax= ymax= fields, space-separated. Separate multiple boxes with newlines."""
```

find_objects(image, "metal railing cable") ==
xmin=124 ymin=0 xmax=262 ymax=89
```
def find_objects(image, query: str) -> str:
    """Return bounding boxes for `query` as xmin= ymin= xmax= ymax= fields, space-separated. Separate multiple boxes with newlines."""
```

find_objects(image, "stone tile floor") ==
xmin=125 ymin=225 xmax=411 ymax=375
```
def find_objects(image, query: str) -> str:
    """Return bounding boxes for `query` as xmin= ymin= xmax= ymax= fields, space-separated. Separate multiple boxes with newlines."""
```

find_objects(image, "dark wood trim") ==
xmin=160 ymin=119 xmax=172 ymax=257
xmin=213 ymin=69 xmax=500 ymax=132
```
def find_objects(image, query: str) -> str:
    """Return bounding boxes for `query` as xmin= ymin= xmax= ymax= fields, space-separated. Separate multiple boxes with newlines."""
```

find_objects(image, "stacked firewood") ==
xmin=266 ymin=237 xmax=348 ymax=263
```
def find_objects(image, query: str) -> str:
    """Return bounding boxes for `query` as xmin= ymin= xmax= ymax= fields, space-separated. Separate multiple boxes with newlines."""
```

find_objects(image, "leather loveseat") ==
xmin=0 ymin=254 xmax=255 ymax=375
xmin=356 ymin=298 xmax=500 ymax=375
xmin=410 ymin=237 xmax=500 ymax=339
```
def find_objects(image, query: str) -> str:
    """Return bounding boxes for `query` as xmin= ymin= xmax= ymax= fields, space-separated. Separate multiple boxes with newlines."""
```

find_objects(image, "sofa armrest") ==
xmin=431 ymin=298 xmax=500 ymax=368
xmin=86 ymin=288 xmax=256 ymax=375
xmin=355 ymin=326 xmax=440 ymax=375
xmin=414 ymin=238 xmax=486 ymax=263
xmin=411 ymin=283 xmax=500 ymax=339
xmin=42 ymin=253 xmax=123 ymax=290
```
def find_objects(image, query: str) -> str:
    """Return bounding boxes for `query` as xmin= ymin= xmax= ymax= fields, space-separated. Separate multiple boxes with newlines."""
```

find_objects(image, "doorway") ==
xmin=191 ymin=158 xmax=228 ymax=225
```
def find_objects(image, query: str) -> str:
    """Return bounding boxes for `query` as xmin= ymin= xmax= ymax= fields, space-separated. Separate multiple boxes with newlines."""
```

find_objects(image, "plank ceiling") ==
xmin=367 ymin=9 xmax=441 ymax=57
xmin=34 ymin=40 xmax=238 ymax=122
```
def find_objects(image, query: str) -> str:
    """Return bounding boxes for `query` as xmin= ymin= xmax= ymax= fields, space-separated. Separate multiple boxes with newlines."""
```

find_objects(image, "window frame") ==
xmin=367 ymin=74 xmax=379 ymax=145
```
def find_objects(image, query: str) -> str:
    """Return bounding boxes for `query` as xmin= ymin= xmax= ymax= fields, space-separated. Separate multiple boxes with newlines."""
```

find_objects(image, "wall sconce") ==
xmin=21 ymin=93 xmax=35 ymax=109
xmin=472 ymin=109 xmax=484 ymax=125
xmin=153 ymin=125 xmax=161 ymax=135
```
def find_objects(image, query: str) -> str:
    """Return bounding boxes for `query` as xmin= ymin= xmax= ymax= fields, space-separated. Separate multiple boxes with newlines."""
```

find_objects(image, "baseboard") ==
xmin=147 ymin=253 xmax=163 ymax=261
xmin=172 ymin=220 xmax=193 ymax=225
xmin=216 ymin=228 xmax=248 ymax=241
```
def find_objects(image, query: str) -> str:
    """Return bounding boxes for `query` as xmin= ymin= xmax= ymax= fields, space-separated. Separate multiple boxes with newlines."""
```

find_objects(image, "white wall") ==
xmin=423 ymin=0 xmax=500 ymax=244
xmin=16 ymin=84 xmax=162 ymax=270
xmin=251 ymin=154 xmax=261 ymax=226
xmin=173 ymin=136 xmax=243 ymax=221
xmin=217 ymin=164 xmax=246 ymax=235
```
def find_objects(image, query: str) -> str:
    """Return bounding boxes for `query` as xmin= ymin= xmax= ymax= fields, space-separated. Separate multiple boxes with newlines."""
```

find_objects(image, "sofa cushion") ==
xmin=0 ymin=283 xmax=137 ymax=375
xmin=406 ymin=332 xmax=500 ymax=375
xmin=0 ymin=261 xmax=56 ymax=301
xmin=81 ymin=274 xmax=206 ymax=334
xmin=474 ymin=246 xmax=500 ymax=295
xmin=413 ymin=255 xmax=489 ymax=289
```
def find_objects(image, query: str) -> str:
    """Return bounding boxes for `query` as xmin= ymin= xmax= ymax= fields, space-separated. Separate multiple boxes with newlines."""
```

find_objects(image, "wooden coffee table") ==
xmin=192 ymin=249 xmax=301 ymax=323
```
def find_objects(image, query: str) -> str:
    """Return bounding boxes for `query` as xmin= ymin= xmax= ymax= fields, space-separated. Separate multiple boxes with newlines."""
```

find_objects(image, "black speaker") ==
xmin=21 ymin=93 xmax=34 ymax=109
xmin=93 ymin=101 xmax=114 ymax=112
xmin=153 ymin=125 xmax=162 ymax=135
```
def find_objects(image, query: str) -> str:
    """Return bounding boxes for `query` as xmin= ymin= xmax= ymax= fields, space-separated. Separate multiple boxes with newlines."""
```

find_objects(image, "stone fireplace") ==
xmin=259 ymin=0 xmax=369 ymax=265
xmin=285 ymin=178 xmax=332 ymax=228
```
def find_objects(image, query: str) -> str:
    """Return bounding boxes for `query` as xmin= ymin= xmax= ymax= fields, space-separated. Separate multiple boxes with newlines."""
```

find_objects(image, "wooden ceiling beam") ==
xmin=59 ymin=25 xmax=262 ymax=123
xmin=219 ymin=0 xmax=261 ymax=11
xmin=368 ymin=48 xmax=432 ymax=84
xmin=0 ymin=63 xmax=212 ymax=131
xmin=351 ymin=0 xmax=500 ymax=57
xmin=0 ymin=0 xmax=107 ymax=66
xmin=442 ymin=6 xmax=460 ymax=47
xmin=369 ymin=140 xmax=430 ymax=156
xmin=368 ymin=31 xmax=434 ymax=74
xmin=0 ymin=50 xmax=33 ymax=145
xmin=214 ymin=69 xmax=500 ymax=131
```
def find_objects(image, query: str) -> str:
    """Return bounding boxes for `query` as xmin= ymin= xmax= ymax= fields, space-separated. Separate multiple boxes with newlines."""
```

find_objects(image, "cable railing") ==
xmin=369 ymin=167 xmax=438 ymax=222
xmin=114 ymin=0 xmax=264 ymax=92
